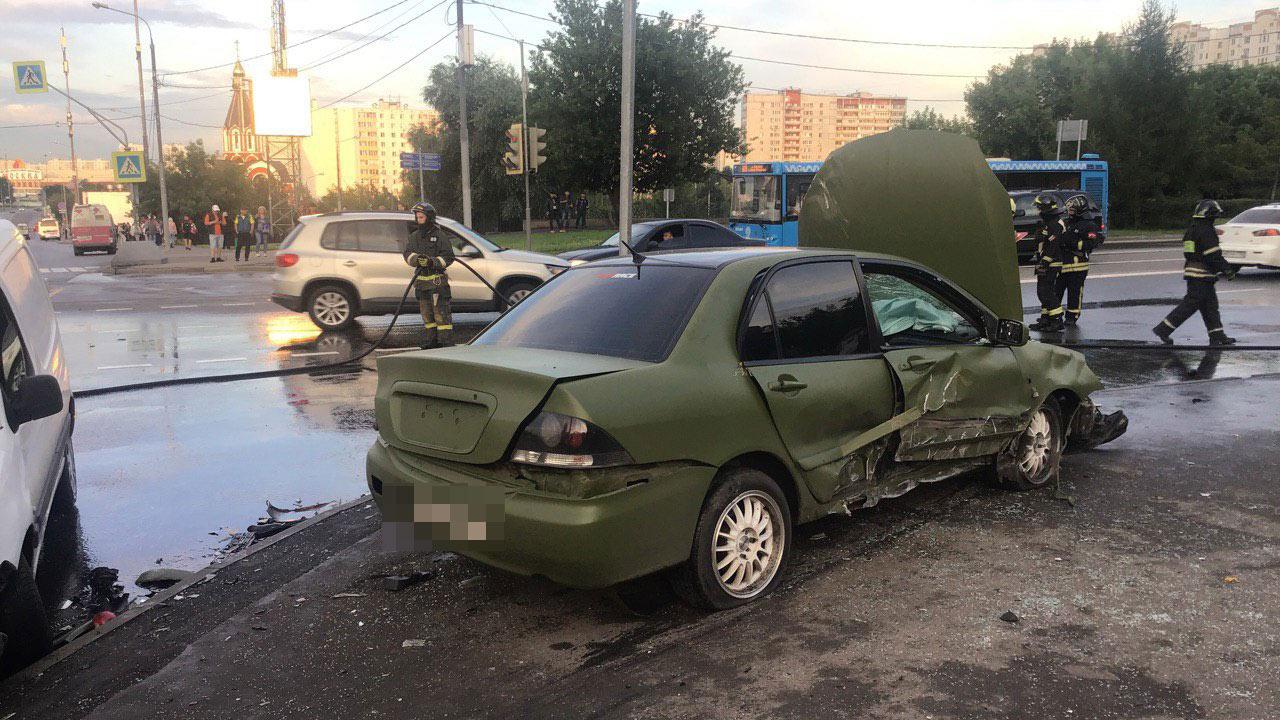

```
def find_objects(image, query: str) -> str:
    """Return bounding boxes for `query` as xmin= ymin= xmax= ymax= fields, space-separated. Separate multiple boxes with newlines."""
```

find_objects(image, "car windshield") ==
xmin=444 ymin=221 xmax=502 ymax=252
xmin=731 ymin=175 xmax=782 ymax=223
xmin=1228 ymin=207 xmax=1280 ymax=224
xmin=600 ymin=224 xmax=657 ymax=247
xmin=472 ymin=264 xmax=716 ymax=362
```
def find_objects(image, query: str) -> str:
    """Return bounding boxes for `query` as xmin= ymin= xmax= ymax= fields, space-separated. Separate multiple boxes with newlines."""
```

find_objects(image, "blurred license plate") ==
xmin=1224 ymin=251 xmax=1246 ymax=259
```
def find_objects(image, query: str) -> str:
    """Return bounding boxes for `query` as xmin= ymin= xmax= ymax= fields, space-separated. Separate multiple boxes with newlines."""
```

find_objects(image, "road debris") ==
xmin=999 ymin=611 xmax=1020 ymax=624
xmin=136 ymin=568 xmax=197 ymax=591
xmin=383 ymin=570 xmax=433 ymax=592
xmin=402 ymin=639 xmax=427 ymax=649
xmin=331 ymin=592 xmax=367 ymax=599
xmin=1223 ymin=576 xmax=1239 ymax=584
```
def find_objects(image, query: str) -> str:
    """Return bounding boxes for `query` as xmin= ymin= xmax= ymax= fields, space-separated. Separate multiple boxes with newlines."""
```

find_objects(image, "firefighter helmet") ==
xmin=1191 ymin=199 xmax=1223 ymax=219
xmin=1033 ymin=193 xmax=1061 ymax=215
xmin=1064 ymin=194 xmax=1090 ymax=216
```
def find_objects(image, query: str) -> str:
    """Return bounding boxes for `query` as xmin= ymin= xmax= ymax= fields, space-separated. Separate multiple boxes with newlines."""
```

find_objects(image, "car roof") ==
xmin=580 ymin=246 xmax=916 ymax=271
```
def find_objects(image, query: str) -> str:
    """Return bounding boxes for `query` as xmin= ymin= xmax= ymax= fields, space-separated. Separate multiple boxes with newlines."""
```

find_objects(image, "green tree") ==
xmin=0 ymin=176 xmax=12 ymax=203
xmin=528 ymin=0 xmax=744 ymax=214
xmin=903 ymin=106 xmax=972 ymax=135
xmin=135 ymin=141 xmax=266 ymax=221
xmin=317 ymin=181 xmax=403 ymax=213
xmin=404 ymin=56 xmax=524 ymax=232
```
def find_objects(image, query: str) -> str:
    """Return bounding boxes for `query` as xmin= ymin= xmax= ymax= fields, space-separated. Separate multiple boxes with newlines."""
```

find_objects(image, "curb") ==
xmin=13 ymin=494 xmax=375 ymax=681
xmin=109 ymin=263 xmax=276 ymax=276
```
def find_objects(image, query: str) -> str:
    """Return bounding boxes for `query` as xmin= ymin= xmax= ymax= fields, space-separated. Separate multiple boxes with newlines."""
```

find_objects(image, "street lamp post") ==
xmin=93 ymin=1 xmax=169 ymax=244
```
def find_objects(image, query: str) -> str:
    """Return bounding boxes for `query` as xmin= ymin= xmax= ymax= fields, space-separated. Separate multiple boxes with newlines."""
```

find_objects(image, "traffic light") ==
xmin=528 ymin=126 xmax=547 ymax=172
xmin=503 ymin=123 xmax=524 ymax=175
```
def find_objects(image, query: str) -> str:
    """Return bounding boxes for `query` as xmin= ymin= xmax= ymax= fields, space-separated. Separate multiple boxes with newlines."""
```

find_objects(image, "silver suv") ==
xmin=271 ymin=212 xmax=569 ymax=330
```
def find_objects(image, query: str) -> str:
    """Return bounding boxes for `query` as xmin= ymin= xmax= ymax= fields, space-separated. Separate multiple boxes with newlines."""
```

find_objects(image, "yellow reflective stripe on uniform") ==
xmin=436 ymin=324 xmax=453 ymax=330
xmin=1061 ymin=263 xmax=1088 ymax=271
xmin=1183 ymin=240 xmax=1196 ymax=253
xmin=1046 ymin=307 xmax=1064 ymax=316
xmin=422 ymin=322 xmax=437 ymax=329
xmin=1203 ymin=246 xmax=1221 ymax=254
xmin=1049 ymin=262 xmax=1063 ymax=267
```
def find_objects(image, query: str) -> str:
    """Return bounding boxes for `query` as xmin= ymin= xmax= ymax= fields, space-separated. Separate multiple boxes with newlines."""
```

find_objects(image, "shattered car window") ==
xmin=863 ymin=272 xmax=982 ymax=345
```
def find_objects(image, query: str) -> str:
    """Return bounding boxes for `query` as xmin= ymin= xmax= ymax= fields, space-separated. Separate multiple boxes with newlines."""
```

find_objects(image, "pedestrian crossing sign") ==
xmin=13 ymin=61 xmax=47 ymax=94
xmin=112 ymin=150 xmax=146 ymax=183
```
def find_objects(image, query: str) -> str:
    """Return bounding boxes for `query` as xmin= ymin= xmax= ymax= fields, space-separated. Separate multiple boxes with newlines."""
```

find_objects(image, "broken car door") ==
xmin=862 ymin=264 xmax=1034 ymax=463
xmin=740 ymin=259 xmax=896 ymax=503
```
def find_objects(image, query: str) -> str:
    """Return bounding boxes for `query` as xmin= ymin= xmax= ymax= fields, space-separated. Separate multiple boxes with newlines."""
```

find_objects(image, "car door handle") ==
xmin=341 ymin=260 xmax=357 ymax=267
xmin=899 ymin=356 xmax=936 ymax=372
xmin=767 ymin=377 xmax=807 ymax=393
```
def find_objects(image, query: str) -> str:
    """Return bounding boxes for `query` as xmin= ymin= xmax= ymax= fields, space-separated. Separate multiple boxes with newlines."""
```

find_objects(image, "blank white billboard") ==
xmin=253 ymin=75 xmax=312 ymax=137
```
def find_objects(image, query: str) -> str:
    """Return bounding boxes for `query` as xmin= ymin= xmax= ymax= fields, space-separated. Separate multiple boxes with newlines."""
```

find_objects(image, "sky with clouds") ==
xmin=0 ymin=0 xmax=1268 ymax=161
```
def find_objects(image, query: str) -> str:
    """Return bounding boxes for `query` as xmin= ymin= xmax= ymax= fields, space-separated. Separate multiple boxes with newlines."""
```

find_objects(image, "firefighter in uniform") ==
xmin=1030 ymin=193 xmax=1067 ymax=332
xmin=1055 ymin=194 xmax=1101 ymax=325
xmin=1153 ymin=199 xmax=1237 ymax=346
xmin=404 ymin=202 xmax=454 ymax=348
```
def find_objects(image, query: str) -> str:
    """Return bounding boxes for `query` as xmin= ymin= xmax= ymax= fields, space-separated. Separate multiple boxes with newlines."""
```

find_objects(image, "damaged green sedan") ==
xmin=367 ymin=129 xmax=1127 ymax=609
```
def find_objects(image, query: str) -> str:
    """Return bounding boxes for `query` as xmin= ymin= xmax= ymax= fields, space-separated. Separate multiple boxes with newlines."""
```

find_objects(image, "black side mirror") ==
xmin=10 ymin=375 xmax=63 ymax=427
xmin=993 ymin=319 xmax=1029 ymax=346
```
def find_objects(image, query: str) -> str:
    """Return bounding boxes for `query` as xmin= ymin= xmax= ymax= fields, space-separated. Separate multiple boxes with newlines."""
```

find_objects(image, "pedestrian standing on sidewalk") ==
xmin=179 ymin=215 xmax=196 ymax=250
xmin=547 ymin=192 xmax=560 ymax=232
xmin=560 ymin=191 xmax=572 ymax=233
xmin=234 ymin=208 xmax=254 ymax=262
xmin=144 ymin=214 xmax=162 ymax=246
xmin=254 ymin=206 xmax=271 ymax=256
xmin=165 ymin=215 xmax=177 ymax=249
xmin=575 ymin=192 xmax=589 ymax=229
xmin=204 ymin=204 xmax=226 ymax=263
xmin=1154 ymin=199 xmax=1238 ymax=346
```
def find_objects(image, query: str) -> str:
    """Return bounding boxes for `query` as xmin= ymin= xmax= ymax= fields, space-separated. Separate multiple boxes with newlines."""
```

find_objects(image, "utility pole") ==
xmin=59 ymin=28 xmax=79 ymax=214
xmin=456 ymin=0 xmax=472 ymax=227
xmin=520 ymin=39 xmax=531 ymax=251
xmin=334 ymin=113 xmax=343 ymax=211
xmin=147 ymin=22 xmax=170 ymax=243
xmin=132 ymin=0 xmax=150 ymax=164
xmin=618 ymin=0 xmax=636 ymax=256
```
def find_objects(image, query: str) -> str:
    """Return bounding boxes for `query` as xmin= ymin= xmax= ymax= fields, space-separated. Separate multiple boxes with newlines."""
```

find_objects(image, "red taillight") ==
xmin=276 ymin=253 xmax=299 ymax=268
xmin=1252 ymin=228 xmax=1280 ymax=237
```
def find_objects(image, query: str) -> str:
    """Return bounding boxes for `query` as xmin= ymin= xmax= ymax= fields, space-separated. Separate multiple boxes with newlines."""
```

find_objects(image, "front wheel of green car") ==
xmin=674 ymin=468 xmax=791 ymax=610
xmin=996 ymin=397 xmax=1064 ymax=491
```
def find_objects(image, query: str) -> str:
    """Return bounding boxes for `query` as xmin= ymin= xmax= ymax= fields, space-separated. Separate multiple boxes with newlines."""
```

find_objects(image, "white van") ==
xmin=0 ymin=219 xmax=76 ymax=674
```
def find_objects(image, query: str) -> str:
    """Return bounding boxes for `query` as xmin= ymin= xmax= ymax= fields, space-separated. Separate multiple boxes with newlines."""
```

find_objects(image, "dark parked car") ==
xmin=558 ymin=220 xmax=764 ymax=265
xmin=1010 ymin=190 xmax=1105 ymax=264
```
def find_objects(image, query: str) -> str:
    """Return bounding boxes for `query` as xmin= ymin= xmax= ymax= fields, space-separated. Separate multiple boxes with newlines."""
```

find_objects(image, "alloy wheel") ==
xmin=313 ymin=291 xmax=350 ymax=327
xmin=1018 ymin=409 xmax=1052 ymax=477
xmin=712 ymin=490 xmax=784 ymax=599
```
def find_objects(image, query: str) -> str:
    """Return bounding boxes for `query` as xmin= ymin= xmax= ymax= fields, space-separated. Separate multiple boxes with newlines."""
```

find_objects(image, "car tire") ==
xmin=996 ymin=397 xmax=1064 ymax=491
xmin=72 ymin=248 xmax=82 ymax=256
xmin=673 ymin=468 xmax=792 ymax=610
xmin=0 ymin=557 xmax=51 ymax=676
xmin=498 ymin=280 xmax=539 ymax=310
xmin=307 ymin=284 xmax=357 ymax=331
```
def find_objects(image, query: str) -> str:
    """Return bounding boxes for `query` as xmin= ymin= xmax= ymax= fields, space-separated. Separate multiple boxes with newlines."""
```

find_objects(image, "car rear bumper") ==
xmin=1220 ymin=243 xmax=1280 ymax=268
xmin=366 ymin=440 xmax=714 ymax=589
xmin=271 ymin=293 xmax=305 ymax=312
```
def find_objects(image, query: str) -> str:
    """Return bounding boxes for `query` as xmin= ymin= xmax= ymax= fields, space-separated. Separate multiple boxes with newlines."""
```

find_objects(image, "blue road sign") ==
xmin=13 ymin=61 xmax=48 ymax=94
xmin=399 ymin=152 xmax=442 ymax=171
xmin=112 ymin=150 xmax=146 ymax=183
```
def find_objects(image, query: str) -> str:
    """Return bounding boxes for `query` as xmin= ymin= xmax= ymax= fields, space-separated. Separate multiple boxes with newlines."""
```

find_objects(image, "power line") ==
xmin=300 ymin=0 xmax=451 ymax=72
xmin=160 ymin=114 xmax=224 ymax=129
xmin=319 ymin=30 xmax=454 ymax=108
xmin=161 ymin=0 xmax=418 ymax=77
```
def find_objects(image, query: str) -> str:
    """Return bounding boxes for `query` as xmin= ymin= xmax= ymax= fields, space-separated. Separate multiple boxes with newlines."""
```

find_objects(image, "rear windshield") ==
xmin=472 ymin=264 xmax=716 ymax=362
xmin=71 ymin=205 xmax=112 ymax=227
xmin=1228 ymin=207 xmax=1280 ymax=225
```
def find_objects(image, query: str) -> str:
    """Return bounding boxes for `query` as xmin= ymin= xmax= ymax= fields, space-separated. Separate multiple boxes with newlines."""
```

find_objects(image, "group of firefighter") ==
xmin=1028 ymin=194 xmax=1237 ymax=345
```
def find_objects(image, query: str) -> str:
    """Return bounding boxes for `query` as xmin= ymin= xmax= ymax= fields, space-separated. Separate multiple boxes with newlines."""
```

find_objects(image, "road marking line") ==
xmin=290 ymin=351 xmax=341 ymax=357
xmin=1219 ymin=288 xmax=1263 ymax=294
xmin=180 ymin=335 xmax=240 ymax=341
xmin=96 ymin=328 xmax=139 ymax=334
xmin=195 ymin=357 xmax=248 ymax=364
xmin=160 ymin=304 xmax=199 ymax=309
xmin=93 ymin=307 xmax=134 ymax=312
xmin=221 ymin=302 xmax=255 ymax=306
xmin=1092 ymin=248 xmax=1180 ymax=256
xmin=1090 ymin=258 xmax=1184 ymax=266
xmin=177 ymin=324 xmax=219 ymax=329
xmin=97 ymin=363 xmax=153 ymax=370
xmin=1019 ymin=269 xmax=1185 ymax=285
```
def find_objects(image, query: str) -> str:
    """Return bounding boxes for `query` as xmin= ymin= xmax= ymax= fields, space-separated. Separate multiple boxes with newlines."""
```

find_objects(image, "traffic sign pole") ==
xmin=520 ymin=39 xmax=531 ymax=251
xmin=418 ymin=164 xmax=425 ymax=203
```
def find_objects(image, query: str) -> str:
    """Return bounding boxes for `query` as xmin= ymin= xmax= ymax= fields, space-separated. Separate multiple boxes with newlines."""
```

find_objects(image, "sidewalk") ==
xmin=110 ymin=246 xmax=277 ymax=275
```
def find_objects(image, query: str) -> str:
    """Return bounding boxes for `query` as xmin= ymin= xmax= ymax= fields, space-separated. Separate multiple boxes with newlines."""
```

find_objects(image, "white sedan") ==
xmin=1218 ymin=204 xmax=1280 ymax=270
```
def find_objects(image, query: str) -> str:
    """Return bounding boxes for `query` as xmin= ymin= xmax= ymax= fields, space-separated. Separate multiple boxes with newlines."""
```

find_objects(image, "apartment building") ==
xmin=300 ymin=99 xmax=440 ymax=197
xmin=1171 ymin=8 xmax=1280 ymax=69
xmin=740 ymin=88 xmax=907 ymax=163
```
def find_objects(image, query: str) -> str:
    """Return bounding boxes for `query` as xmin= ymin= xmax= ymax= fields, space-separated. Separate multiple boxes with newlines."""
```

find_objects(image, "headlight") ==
xmin=510 ymin=411 xmax=633 ymax=468
xmin=568 ymin=259 xmax=587 ymax=267
xmin=545 ymin=264 xmax=566 ymax=275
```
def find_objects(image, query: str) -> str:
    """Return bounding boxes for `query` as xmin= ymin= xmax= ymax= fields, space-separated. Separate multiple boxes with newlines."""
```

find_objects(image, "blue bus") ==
xmin=729 ymin=155 xmax=1109 ymax=246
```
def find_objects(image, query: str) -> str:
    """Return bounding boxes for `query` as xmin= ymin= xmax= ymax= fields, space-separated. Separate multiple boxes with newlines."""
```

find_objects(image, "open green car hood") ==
xmin=798 ymin=129 xmax=1022 ymax=321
